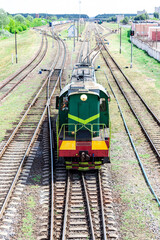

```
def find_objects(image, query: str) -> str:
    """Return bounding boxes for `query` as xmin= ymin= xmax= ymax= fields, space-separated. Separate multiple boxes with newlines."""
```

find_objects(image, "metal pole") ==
xmin=15 ymin=31 xmax=18 ymax=63
xmin=130 ymin=36 xmax=133 ymax=68
xmin=77 ymin=20 xmax=79 ymax=41
xmin=120 ymin=27 xmax=121 ymax=54
xmin=79 ymin=0 xmax=81 ymax=37
xmin=73 ymin=20 xmax=75 ymax=51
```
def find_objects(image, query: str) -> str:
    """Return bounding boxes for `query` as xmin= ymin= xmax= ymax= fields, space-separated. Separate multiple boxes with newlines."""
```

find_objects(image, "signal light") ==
xmin=130 ymin=30 xmax=134 ymax=36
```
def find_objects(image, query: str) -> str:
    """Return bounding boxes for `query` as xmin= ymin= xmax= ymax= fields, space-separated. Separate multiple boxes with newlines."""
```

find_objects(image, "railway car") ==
xmin=56 ymin=63 xmax=110 ymax=170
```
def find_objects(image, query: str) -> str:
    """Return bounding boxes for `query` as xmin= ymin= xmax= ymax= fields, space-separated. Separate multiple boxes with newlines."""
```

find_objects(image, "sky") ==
xmin=0 ymin=0 xmax=160 ymax=17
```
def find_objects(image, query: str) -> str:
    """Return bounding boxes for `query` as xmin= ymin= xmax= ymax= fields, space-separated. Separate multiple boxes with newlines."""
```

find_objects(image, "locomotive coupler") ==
xmin=79 ymin=151 xmax=90 ymax=162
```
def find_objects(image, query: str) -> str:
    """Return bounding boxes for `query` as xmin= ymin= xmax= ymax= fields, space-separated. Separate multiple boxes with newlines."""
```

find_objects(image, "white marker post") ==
xmin=52 ymin=25 xmax=54 ymax=48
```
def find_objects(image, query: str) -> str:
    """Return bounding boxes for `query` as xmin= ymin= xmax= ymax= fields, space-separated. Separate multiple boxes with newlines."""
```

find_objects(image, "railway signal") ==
xmin=130 ymin=30 xmax=134 ymax=68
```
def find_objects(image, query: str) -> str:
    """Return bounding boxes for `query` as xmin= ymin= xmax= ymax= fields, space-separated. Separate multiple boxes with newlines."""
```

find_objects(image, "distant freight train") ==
xmin=56 ymin=63 xmax=110 ymax=170
xmin=49 ymin=20 xmax=72 ymax=27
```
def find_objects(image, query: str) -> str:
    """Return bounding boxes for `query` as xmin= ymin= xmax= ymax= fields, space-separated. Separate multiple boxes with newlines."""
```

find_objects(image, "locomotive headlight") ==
xmin=80 ymin=94 xmax=87 ymax=101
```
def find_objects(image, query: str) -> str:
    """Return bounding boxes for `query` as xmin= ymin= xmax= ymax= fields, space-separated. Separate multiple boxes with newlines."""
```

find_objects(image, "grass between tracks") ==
xmin=0 ymin=29 xmax=41 ymax=81
xmin=103 ymin=22 xmax=160 ymax=88
xmin=95 ymin=52 xmax=160 ymax=239
xmin=0 ymin=72 xmax=43 ymax=142
xmin=18 ymin=196 xmax=36 ymax=240
xmin=102 ymin=22 xmax=160 ymax=117
xmin=0 ymin=36 xmax=54 ymax=142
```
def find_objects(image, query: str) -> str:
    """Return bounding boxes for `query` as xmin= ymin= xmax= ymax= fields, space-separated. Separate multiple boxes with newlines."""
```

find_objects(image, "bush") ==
xmin=3 ymin=15 xmax=47 ymax=35
xmin=0 ymin=29 xmax=12 ymax=37
xmin=21 ymin=24 xmax=27 ymax=31
xmin=17 ymin=26 xmax=23 ymax=32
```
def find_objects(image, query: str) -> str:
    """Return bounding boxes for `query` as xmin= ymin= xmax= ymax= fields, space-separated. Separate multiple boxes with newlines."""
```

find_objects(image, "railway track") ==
xmin=48 ymin=164 xmax=117 ymax=240
xmin=61 ymin=170 xmax=107 ymax=239
xmin=94 ymin=25 xmax=160 ymax=204
xmin=0 ymin=32 xmax=48 ymax=102
xmin=0 ymin=33 xmax=66 ymax=233
xmin=47 ymin=24 xmax=117 ymax=240
xmin=96 ymin=27 xmax=160 ymax=160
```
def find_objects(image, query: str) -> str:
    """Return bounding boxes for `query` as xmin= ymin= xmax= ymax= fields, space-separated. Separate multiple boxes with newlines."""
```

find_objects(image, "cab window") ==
xmin=100 ymin=98 xmax=106 ymax=112
xmin=61 ymin=97 xmax=68 ymax=111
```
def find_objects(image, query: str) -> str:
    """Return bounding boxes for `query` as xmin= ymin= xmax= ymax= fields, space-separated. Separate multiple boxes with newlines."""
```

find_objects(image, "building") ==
xmin=155 ymin=7 xmax=160 ymax=14
xmin=68 ymin=25 xmax=77 ymax=38
xmin=148 ymin=26 xmax=160 ymax=41
xmin=148 ymin=14 xmax=154 ymax=19
xmin=137 ymin=10 xmax=146 ymax=15
xmin=116 ymin=15 xmax=124 ymax=23
xmin=132 ymin=22 xmax=158 ymax=37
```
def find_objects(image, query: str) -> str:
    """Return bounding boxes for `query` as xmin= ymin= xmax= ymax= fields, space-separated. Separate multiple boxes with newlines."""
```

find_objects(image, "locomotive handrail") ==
xmin=58 ymin=123 xmax=108 ymax=141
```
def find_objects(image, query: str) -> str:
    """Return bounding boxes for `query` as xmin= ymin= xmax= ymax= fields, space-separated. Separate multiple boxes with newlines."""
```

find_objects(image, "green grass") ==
xmin=96 ymin=63 xmax=160 ymax=238
xmin=105 ymin=23 xmax=160 ymax=89
xmin=103 ymin=22 xmax=119 ymax=30
xmin=0 ymin=77 xmax=43 ymax=142
xmin=139 ymin=153 xmax=150 ymax=159
xmin=32 ymin=175 xmax=41 ymax=183
xmin=18 ymin=196 xmax=36 ymax=240
xmin=0 ymin=29 xmax=41 ymax=81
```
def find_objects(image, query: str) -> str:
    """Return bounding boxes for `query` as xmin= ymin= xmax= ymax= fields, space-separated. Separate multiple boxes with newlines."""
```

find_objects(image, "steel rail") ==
xmin=106 ymin=74 xmax=160 ymax=207
xmin=97 ymin=28 xmax=160 ymax=126
xmin=102 ymin=48 xmax=160 ymax=160
xmin=0 ymin=106 xmax=48 ymax=219
xmin=82 ymin=45 xmax=99 ymax=63
xmin=82 ymin=173 xmax=96 ymax=240
xmin=62 ymin=172 xmax=70 ymax=240
xmin=96 ymin=32 xmax=160 ymax=160
xmin=48 ymin=35 xmax=67 ymax=240
xmin=0 ymin=35 xmax=48 ymax=102
xmin=47 ymin=35 xmax=61 ymax=99
xmin=48 ymin=103 xmax=55 ymax=240
xmin=0 ymin=34 xmax=44 ymax=91
xmin=0 ymin=38 xmax=65 ymax=219
xmin=98 ymin=171 xmax=107 ymax=240
xmin=0 ymin=36 xmax=61 ymax=159
xmin=77 ymin=27 xmax=89 ymax=63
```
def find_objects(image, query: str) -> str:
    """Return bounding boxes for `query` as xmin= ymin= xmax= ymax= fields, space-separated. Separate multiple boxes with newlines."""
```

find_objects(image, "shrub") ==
xmin=0 ymin=29 xmax=12 ymax=37
xmin=17 ymin=25 xmax=23 ymax=32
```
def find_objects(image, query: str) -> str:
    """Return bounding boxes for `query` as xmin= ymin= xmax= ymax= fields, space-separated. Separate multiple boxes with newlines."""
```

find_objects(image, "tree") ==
xmin=0 ymin=8 xmax=9 ymax=29
xmin=5 ymin=17 xmax=16 ymax=33
xmin=154 ymin=12 xmax=159 ymax=19
xmin=51 ymin=16 xmax=57 ymax=21
xmin=134 ymin=13 xmax=149 ymax=21
xmin=122 ymin=17 xmax=129 ymax=24
xmin=14 ymin=14 xmax=26 ymax=24
xmin=26 ymin=15 xmax=33 ymax=22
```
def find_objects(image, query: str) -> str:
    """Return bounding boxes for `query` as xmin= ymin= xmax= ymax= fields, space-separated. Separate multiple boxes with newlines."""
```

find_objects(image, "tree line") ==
xmin=95 ymin=12 xmax=160 ymax=24
xmin=0 ymin=9 xmax=47 ymax=37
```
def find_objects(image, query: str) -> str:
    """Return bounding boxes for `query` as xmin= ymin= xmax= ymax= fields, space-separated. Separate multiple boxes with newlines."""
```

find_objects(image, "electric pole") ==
xmin=79 ymin=0 xmax=81 ymax=37
xmin=15 ymin=31 xmax=18 ymax=63
xmin=77 ymin=20 xmax=79 ymax=41
xmin=120 ymin=27 xmax=121 ymax=54
xmin=73 ymin=20 xmax=75 ymax=51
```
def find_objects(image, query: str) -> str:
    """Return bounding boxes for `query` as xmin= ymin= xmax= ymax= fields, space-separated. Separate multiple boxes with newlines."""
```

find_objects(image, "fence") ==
xmin=132 ymin=37 xmax=160 ymax=62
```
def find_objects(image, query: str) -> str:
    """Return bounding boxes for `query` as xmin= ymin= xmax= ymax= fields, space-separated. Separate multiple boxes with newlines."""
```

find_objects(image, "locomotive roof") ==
xmin=60 ymin=63 xmax=108 ymax=97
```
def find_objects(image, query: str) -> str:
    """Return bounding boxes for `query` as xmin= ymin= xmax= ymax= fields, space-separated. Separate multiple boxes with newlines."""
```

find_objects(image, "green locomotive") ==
xmin=56 ymin=63 xmax=110 ymax=170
